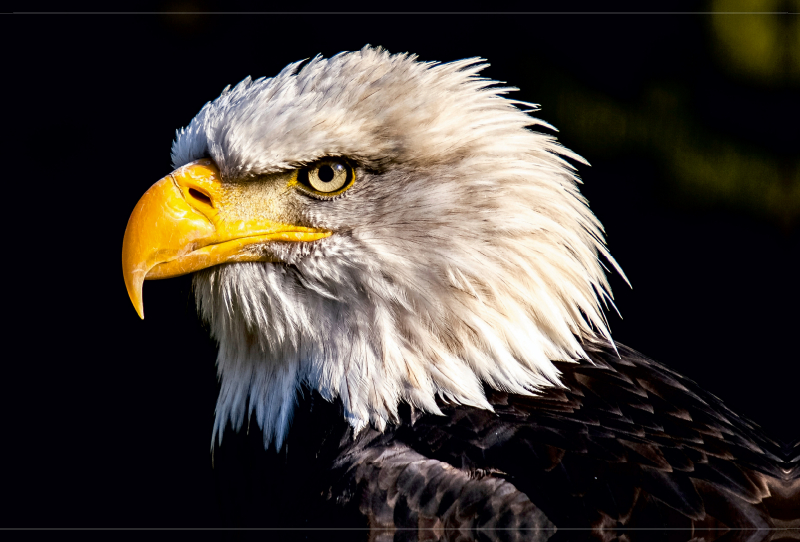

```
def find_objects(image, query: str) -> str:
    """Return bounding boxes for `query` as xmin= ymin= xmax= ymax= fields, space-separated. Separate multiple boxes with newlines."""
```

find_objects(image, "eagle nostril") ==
xmin=188 ymin=188 xmax=213 ymax=208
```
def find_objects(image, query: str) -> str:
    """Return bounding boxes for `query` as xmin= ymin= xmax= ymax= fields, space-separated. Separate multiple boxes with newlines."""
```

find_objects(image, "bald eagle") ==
xmin=122 ymin=47 xmax=798 ymax=539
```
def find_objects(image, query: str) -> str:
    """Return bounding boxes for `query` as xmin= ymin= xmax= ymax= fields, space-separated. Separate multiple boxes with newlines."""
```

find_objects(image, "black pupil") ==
xmin=318 ymin=165 xmax=335 ymax=183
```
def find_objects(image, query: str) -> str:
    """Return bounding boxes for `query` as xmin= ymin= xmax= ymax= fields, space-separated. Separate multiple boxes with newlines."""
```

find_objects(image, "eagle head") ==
xmin=123 ymin=46 xmax=623 ymax=449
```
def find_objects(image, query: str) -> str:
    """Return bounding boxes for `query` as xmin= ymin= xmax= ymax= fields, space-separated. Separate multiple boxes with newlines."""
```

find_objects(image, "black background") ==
xmin=8 ymin=2 xmax=799 ymax=528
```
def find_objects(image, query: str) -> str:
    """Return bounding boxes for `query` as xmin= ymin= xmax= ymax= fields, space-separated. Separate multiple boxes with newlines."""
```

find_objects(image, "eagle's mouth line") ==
xmin=146 ymin=230 xmax=332 ymax=280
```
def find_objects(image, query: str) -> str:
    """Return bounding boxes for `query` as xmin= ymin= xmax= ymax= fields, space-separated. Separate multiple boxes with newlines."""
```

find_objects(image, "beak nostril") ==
xmin=188 ymin=188 xmax=213 ymax=208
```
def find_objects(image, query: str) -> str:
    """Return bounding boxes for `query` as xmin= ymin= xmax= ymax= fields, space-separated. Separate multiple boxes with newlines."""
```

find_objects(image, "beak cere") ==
xmin=122 ymin=159 xmax=331 ymax=319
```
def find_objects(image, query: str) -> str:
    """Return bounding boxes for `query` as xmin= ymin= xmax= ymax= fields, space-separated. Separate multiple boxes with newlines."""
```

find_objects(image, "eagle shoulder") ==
xmin=211 ymin=341 xmax=796 ymax=540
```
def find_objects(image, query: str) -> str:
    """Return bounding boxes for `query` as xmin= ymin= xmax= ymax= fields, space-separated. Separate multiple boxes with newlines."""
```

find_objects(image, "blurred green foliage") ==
xmin=531 ymin=5 xmax=799 ymax=228
xmin=712 ymin=0 xmax=800 ymax=84
xmin=553 ymin=84 xmax=799 ymax=227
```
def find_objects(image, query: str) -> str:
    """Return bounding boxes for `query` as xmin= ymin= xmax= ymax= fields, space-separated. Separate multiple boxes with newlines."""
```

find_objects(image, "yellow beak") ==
xmin=122 ymin=159 xmax=331 ymax=319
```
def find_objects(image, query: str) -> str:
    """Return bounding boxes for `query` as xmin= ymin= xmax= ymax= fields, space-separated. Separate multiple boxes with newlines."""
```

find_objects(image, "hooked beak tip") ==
xmin=123 ymin=263 xmax=146 ymax=320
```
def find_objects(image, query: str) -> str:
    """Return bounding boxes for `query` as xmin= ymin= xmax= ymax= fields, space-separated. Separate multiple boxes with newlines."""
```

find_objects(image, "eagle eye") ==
xmin=296 ymin=158 xmax=354 ymax=197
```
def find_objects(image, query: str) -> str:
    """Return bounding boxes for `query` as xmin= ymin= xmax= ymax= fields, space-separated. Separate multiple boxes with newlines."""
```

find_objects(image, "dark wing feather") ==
xmin=334 ymin=444 xmax=554 ymax=542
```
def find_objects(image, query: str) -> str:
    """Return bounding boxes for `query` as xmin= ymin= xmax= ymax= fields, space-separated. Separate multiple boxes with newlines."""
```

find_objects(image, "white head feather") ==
xmin=170 ymin=46 xmax=625 ymax=450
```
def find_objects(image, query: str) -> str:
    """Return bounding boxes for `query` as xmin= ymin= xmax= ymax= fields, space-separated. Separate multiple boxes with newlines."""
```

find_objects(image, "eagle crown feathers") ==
xmin=170 ymin=46 xmax=625 ymax=450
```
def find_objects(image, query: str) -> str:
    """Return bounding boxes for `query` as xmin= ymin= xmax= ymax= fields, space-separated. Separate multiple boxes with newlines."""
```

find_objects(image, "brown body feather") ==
xmin=211 ymin=341 xmax=799 ymax=541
